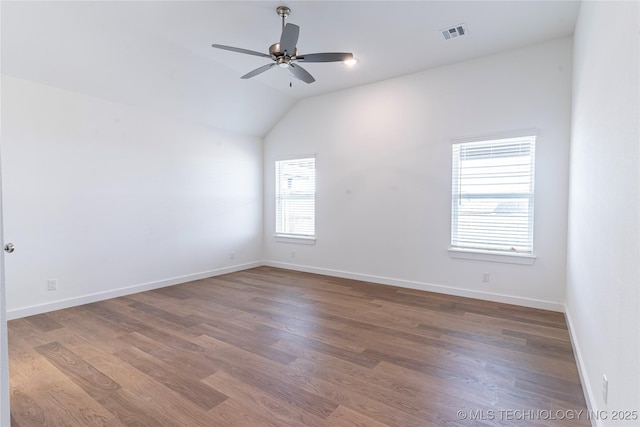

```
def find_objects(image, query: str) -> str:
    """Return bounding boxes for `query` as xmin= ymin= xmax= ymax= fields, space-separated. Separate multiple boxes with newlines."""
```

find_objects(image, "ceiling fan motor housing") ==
xmin=270 ymin=43 xmax=297 ymax=59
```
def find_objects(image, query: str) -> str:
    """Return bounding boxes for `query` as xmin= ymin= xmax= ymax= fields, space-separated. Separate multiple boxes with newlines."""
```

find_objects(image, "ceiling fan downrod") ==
xmin=276 ymin=6 xmax=290 ymax=31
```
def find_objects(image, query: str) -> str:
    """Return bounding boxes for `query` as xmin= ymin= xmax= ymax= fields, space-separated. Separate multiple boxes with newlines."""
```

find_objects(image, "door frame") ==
xmin=0 ymin=4 xmax=12 ymax=417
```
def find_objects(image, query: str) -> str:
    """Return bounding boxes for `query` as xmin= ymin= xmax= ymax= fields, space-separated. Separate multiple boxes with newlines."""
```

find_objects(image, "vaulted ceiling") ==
xmin=2 ymin=1 xmax=580 ymax=137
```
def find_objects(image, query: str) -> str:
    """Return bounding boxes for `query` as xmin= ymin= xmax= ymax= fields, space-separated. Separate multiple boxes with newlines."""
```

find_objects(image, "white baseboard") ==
xmin=564 ymin=305 xmax=599 ymax=427
xmin=8 ymin=259 xmax=565 ymax=319
xmin=6 ymin=261 xmax=263 ymax=320
xmin=263 ymin=261 xmax=564 ymax=312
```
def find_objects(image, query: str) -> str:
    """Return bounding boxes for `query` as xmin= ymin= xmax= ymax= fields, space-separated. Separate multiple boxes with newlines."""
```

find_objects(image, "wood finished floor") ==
xmin=9 ymin=266 xmax=589 ymax=426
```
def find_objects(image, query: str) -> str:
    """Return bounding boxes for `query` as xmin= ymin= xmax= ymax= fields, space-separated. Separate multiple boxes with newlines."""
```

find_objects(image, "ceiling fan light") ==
xmin=344 ymin=57 xmax=358 ymax=66
xmin=276 ymin=56 xmax=289 ymax=68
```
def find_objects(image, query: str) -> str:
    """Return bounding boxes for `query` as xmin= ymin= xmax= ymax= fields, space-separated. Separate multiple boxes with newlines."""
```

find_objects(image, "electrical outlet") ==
xmin=291 ymin=251 xmax=296 ymax=259
xmin=47 ymin=279 xmax=57 ymax=291
xmin=482 ymin=272 xmax=490 ymax=283
xmin=602 ymin=375 xmax=608 ymax=404
xmin=230 ymin=252 xmax=235 ymax=260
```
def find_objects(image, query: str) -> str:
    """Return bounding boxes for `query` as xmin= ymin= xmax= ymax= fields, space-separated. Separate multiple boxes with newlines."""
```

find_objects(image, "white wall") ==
xmin=263 ymin=38 xmax=573 ymax=310
xmin=2 ymin=76 xmax=264 ymax=318
xmin=566 ymin=1 xmax=640 ymax=425
xmin=1 ymin=1 xmax=296 ymax=137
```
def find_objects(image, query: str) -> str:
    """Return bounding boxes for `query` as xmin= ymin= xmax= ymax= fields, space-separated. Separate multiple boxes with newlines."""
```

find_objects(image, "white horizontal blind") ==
xmin=451 ymin=136 xmax=536 ymax=253
xmin=275 ymin=157 xmax=315 ymax=237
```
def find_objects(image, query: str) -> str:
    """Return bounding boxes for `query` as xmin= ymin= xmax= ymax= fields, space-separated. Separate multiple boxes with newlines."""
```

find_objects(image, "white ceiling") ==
xmin=1 ymin=1 xmax=580 ymax=136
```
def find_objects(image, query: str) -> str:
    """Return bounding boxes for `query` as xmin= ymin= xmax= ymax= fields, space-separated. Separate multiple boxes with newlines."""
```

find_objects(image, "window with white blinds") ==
xmin=275 ymin=157 xmax=316 ymax=237
xmin=451 ymin=135 xmax=536 ymax=253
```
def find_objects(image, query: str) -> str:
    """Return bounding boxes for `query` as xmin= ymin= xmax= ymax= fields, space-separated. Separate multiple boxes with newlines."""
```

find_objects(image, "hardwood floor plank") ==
xmin=114 ymin=346 xmax=228 ymax=410
xmin=194 ymin=336 xmax=340 ymax=420
xmin=124 ymin=290 xmax=197 ymax=317
xmin=206 ymin=399 xmax=285 ymax=427
xmin=8 ymin=319 xmax=59 ymax=348
xmin=464 ymin=312 xmax=571 ymax=341
xmin=28 ymin=384 xmax=118 ymax=427
xmin=10 ymin=388 xmax=45 ymax=426
xmin=203 ymin=371 xmax=326 ymax=427
xmin=121 ymin=298 xmax=202 ymax=328
xmin=372 ymin=360 xmax=531 ymax=409
xmin=76 ymin=343 xmax=215 ymax=427
xmin=194 ymin=301 xmax=368 ymax=355
xmin=8 ymin=344 xmax=51 ymax=387
xmin=22 ymin=314 xmax=64 ymax=333
xmin=34 ymin=342 xmax=120 ymax=395
xmin=150 ymin=285 xmax=193 ymax=300
xmin=101 ymin=388 xmax=181 ymax=427
xmin=9 ymin=267 xmax=590 ymax=426
xmin=502 ymin=329 xmax=575 ymax=357
xmin=34 ymin=341 xmax=178 ymax=426
xmin=322 ymin=405 xmax=390 ymax=427
xmin=255 ymin=324 xmax=380 ymax=368
xmin=10 ymin=347 xmax=120 ymax=427
xmin=99 ymin=297 xmax=202 ymax=339
xmin=191 ymin=322 xmax=297 ymax=365
xmin=287 ymin=366 xmax=444 ymax=427
xmin=204 ymin=354 xmax=339 ymax=419
xmin=196 ymin=335 xmax=429 ymax=426
xmin=288 ymin=351 xmax=490 ymax=418
xmin=45 ymin=307 xmax=131 ymax=353
xmin=273 ymin=339 xmax=444 ymax=400
xmin=118 ymin=331 xmax=217 ymax=380
xmin=286 ymin=356 xmax=472 ymax=426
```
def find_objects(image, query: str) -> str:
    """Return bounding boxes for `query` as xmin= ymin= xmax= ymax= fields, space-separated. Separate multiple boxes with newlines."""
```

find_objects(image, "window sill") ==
xmin=274 ymin=234 xmax=316 ymax=245
xmin=448 ymin=247 xmax=536 ymax=265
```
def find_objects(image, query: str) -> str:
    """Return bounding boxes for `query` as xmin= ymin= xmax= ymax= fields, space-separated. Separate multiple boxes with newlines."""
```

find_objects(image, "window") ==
xmin=451 ymin=134 xmax=536 ymax=254
xmin=275 ymin=156 xmax=315 ymax=238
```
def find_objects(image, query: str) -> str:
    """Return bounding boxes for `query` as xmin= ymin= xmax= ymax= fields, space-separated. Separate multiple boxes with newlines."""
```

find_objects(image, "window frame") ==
xmin=448 ymin=130 xmax=538 ymax=265
xmin=274 ymin=155 xmax=316 ymax=244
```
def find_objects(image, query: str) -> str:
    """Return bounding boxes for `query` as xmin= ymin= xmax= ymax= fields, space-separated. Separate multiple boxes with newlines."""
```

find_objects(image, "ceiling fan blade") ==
xmin=289 ymin=63 xmax=315 ymax=84
xmin=296 ymin=52 xmax=354 ymax=63
xmin=211 ymin=44 xmax=272 ymax=59
xmin=280 ymin=23 xmax=300 ymax=56
xmin=241 ymin=63 xmax=276 ymax=79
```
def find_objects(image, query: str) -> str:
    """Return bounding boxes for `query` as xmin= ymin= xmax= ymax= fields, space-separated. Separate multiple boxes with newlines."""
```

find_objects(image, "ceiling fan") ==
xmin=211 ymin=6 xmax=354 ymax=84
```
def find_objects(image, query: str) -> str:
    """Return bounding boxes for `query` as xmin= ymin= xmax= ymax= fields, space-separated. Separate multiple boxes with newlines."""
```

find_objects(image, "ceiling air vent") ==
xmin=441 ymin=24 xmax=467 ymax=40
